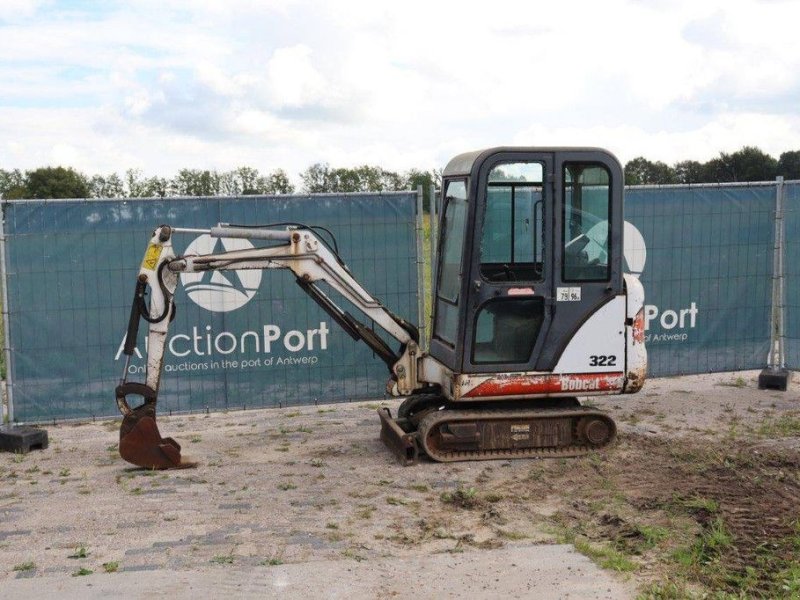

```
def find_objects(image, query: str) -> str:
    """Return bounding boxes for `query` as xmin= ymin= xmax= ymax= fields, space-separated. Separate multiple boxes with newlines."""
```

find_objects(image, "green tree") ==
xmin=777 ymin=151 xmax=800 ymax=179
xmin=624 ymin=157 xmax=677 ymax=185
xmin=721 ymin=146 xmax=777 ymax=182
xmin=89 ymin=173 xmax=124 ymax=198
xmin=404 ymin=169 xmax=440 ymax=212
xmin=169 ymin=169 xmax=221 ymax=196
xmin=217 ymin=167 xmax=295 ymax=195
xmin=261 ymin=169 xmax=294 ymax=194
xmin=699 ymin=156 xmax=729 ymax=183
xmin=125 ymin=169 xmax=168 ymax=198
xmin=227 ymin=167 xmax=261 ymax=195
xmin=0 ymin=168 xmax=25 ymax=199
xmin=300 ymin=163 xmax=334 ymax=193
xmin=301 ymin=164 xmax=407 ymax=193
xmin=674 ymin=160 xmax=705 ymax=184
xmin=21 ymin=167 xmax=90 ymax=199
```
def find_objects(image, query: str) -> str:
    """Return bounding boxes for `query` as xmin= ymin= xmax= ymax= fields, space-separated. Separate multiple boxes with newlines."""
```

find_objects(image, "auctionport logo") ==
xmin=621 ymin=221 xmax=699 ymax=339
xmin=180 ymin=235 xmax=262 ymax=312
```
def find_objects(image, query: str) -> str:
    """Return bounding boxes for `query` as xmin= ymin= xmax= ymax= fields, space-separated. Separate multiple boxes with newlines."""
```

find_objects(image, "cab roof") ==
xmin=442 ymin=146 xmax=616 ymax=178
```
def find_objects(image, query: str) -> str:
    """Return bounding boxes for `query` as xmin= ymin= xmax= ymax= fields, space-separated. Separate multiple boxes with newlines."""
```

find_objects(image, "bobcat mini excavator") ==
xmin=115 ymin=147 xmax=647 ymax=469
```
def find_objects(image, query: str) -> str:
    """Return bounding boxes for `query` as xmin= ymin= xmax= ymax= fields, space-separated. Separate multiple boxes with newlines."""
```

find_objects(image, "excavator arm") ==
xmin=116 ymin=223 xmax=427 ymax=469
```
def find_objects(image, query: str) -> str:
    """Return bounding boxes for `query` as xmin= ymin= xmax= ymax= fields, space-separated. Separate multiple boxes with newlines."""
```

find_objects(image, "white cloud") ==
xmin=1 ymin=0 xmax=799 ymax=182
xmin=265 ymin=45 xmax=330 ymax=109
xmin=0 ymin=0 xmax=44 ymax=20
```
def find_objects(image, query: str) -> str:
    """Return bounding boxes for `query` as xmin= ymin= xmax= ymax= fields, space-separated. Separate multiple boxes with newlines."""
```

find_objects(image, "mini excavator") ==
xmin=115 ymin=147 xmax=647 ymax=469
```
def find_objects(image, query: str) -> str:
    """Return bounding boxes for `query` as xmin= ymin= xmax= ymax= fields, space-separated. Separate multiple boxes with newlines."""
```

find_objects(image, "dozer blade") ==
xmin=117 ymin=384 xmax=195 ymax=470
xmin=378 ymin=408 xmax=419 ymax=466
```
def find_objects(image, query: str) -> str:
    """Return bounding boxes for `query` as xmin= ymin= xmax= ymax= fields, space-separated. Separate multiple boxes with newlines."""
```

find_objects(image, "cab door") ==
xmin=460 ymin=151 xmax=554 ymax=373
xmin=533 ymin=152 xmax=624 ymax=370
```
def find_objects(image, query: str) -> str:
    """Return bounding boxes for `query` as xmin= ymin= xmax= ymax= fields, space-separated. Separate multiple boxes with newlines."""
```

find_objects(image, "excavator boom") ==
xmin=116 ymin=223 xmax=430 ymax=468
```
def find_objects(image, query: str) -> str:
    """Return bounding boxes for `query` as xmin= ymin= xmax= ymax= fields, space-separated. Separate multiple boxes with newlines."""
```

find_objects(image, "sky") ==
xmin=1 ymin=0 xmax=799 ymax=182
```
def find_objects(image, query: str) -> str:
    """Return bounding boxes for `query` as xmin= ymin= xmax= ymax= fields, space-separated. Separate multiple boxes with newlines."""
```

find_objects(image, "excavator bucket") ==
xmin=116 ymin=383 xmax=194 ymax=470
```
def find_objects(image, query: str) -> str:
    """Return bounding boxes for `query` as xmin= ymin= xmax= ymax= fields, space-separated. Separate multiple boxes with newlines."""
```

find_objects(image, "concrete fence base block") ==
xmin=757 ymin=367 xmax=792 ymax=391
xmin=0 ymin=425 xmax=49 ymax=453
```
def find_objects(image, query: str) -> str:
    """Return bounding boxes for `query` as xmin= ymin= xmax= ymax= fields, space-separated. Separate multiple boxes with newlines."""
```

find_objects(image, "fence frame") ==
xmin=0 ymin=212 xmax=15 ymax=422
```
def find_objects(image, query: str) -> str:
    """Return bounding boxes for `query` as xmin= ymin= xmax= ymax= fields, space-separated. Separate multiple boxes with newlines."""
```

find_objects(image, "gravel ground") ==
xmin=0 ymin=370 xmax=797 ymax=597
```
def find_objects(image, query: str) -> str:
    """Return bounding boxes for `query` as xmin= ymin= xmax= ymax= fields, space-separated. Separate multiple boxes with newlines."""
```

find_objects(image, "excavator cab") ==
xmin=116 ymin=147 xmax=645 ymax=468
xmin=431 ymin=148 xmax=624 ymax=377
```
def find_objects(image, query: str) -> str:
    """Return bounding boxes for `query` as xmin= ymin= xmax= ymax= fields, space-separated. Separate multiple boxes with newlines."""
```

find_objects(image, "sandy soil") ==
xmin=0 ymin=370 xmax=798 ymax=597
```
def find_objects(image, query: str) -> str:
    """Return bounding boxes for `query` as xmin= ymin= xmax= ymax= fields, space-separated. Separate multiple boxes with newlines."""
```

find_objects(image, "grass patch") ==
xmin=68 ymin=545 xmax=89 ymax=559
xmin=496 ymin=529 xmax=528 ymax=541
xmin=636 ymin=524 xmax=670 ymax=549
xmin=12 ymin=561 xmax=35 ymax=572
xmin=277 ymin=482 xmax=297 ymax=491
xmin=636 ymin=579 xmax=693 ymax=599
xmin=72 ymin=567 xmax=93 ymax=577
xmin=757 ymin=414 xmax=800 ymax=437
xmin=210 ymin=554 xmax=234 ymax=565
xmin=440 ymin=487 xmax=481 ymax=509
xmin=357 ymin=505 xmax=375 ymax=519
xmin=676 ymin=495 xmax=719 ymax=515
xmin=673 ymin=517 xmax=732 ymax=568
xmin=342 ymin=548 xmax=366 ymax=562
xmin=574 ymin=538 xmax=638 ymax=572
xmin=102 ymin=561 xmax=119 ymax=573
xmin=717 ymin=377 xmax=747 ymax=388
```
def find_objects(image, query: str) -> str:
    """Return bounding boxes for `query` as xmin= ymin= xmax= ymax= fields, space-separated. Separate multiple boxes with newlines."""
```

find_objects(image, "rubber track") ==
xmin=417 ymin=407 xmax=616 ymax=462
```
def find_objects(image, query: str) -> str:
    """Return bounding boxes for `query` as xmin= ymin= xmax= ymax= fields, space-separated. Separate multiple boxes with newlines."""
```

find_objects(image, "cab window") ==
xmin=562 ymin=164 xmax=611 ymax=281
xmin=434 ymin=179 xmax=468 ymax=345
xmin=479 ymin=162 xmax=544 ymax=282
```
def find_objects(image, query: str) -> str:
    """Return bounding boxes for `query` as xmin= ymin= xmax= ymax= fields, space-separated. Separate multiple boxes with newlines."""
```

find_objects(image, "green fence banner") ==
xmin=3 ymin=182 xmax=794 ymax=423
xmin=625 ymin=184 xmax=775 ymax=376
xmin=3 ymin=193 xmax=418 ymax=422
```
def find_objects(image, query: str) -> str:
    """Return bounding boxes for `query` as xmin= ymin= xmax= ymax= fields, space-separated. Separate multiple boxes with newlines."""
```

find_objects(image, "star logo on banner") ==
xmin=180 ymin=235 xmax=262 ymax=312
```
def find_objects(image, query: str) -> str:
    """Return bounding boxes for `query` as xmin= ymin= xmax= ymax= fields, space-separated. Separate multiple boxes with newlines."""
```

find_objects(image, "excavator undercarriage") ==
xmin=379 ymin=395 xmax=616 ymax=465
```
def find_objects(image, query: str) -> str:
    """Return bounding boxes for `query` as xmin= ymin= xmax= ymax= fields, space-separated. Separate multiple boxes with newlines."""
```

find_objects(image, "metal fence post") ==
xmin=0 ymin=202 xmax=15 ymax=421
xmin=428 ymin=183 xmax=439 ymax=349
xmin=415 ymin=185 xmax=426 ymax=348
xmin=759 ymin=176 xmax=791 ymax=390
xmin=429 ymin=183 xmax=439 ymax=288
